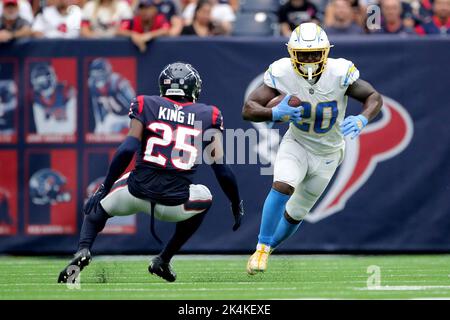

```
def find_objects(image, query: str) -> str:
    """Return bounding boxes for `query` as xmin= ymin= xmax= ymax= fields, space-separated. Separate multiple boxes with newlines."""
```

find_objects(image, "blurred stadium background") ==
xmin=0 ymin=0 xmax=450 ymax=299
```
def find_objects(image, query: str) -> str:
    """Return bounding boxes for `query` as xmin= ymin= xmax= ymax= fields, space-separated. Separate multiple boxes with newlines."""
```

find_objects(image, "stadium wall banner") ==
xmin=0 ymin=37 xmax=449 ymax=253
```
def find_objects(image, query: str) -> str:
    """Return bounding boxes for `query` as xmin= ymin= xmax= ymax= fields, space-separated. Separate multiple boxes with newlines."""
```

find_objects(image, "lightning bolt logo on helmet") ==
xmin=287 ymin=23 xmax=333 ymax=81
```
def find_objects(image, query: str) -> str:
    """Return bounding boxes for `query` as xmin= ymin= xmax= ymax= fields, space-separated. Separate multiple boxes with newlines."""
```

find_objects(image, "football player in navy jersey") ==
xmin=58 ymin=62 xmax=244 ymax=283
xmin=88 ymin=58 xmax=136 ymax=134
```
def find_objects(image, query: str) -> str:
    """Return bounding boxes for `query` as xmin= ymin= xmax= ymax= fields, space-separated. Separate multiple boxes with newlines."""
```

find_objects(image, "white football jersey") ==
xmin=264 ymin=57 xmax=360 ymax=155
xmin=32 ymin=6 xmax=81 ymax=38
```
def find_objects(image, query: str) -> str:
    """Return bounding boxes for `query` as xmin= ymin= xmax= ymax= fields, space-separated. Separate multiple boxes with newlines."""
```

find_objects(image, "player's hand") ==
xmin=83 ymin=184 xmax=108 ymax=215
xmin=231 ymin=200 xmax=244 ymax=231
xmin=272 ymin=95 xmax=303 ymax=123
xmin=340 ymin=115 xmax=368 ymax=139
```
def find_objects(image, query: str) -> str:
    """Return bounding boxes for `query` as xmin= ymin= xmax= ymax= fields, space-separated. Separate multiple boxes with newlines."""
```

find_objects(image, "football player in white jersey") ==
xmin=242 ymin=23 xmax=383 ymax=275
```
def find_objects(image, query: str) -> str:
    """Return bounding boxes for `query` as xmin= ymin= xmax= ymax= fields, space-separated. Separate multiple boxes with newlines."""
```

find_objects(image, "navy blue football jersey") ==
xmin=127 ymin=95 xmax=223 ymax=205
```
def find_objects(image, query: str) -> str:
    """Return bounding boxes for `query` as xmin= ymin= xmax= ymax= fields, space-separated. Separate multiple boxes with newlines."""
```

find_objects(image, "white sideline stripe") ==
xmin=0 ymin=281 xmax=362 ymax=286
xmin=0 ymin=287 xmax=298 ymax=293
xmin=3 ymin=254 xmax=450 ymax=264
xmin=273 ymin=298 xmax=341 ymax=300
xmin=93 ymin=254 xmax=353 ymax=261
xmin=0 ymin=254 xmax=361 ymax=263
xmin=410 ymin=298 xmax=450 ymax=300
xmin=355 ymin=285 xmax=450 ymax=291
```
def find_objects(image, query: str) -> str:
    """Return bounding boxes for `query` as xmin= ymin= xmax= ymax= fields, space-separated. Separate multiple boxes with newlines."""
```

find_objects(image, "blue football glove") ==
xmin=340 ymin=114 xmax=368 ymax=139
xmin=272 ymin=95 xmax=303 ymax=123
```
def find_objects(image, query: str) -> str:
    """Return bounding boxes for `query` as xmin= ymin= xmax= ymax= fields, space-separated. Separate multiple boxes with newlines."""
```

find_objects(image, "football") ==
xmin=266 ymin=94 xmax=302 ymax=109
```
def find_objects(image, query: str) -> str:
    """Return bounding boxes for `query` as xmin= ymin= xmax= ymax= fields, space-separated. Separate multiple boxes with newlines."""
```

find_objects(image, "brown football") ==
xmin=266 ymin=94 xmax=302 ymax=109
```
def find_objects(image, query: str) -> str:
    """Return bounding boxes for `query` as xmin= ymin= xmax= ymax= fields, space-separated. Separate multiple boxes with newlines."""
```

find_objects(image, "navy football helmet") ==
xmin=30 ymin=63 xmax=57 ymax=96
xmin=89 ymin=58 xmax=112 ymax=88
xmin=159 ymin=62 xmax=202 ymax=102
xmin=29 ymin=169 xmax=71 ymax=205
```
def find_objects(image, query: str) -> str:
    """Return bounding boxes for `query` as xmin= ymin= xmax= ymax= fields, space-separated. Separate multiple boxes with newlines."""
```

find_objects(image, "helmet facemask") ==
xmin=288 ymin=46 xmax=330 ymax=81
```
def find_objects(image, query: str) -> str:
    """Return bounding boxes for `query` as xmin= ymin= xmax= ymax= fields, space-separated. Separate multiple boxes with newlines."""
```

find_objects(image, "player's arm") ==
xmin=346 ymin=79 xmax=383 ymax=121
xmin=83 ymin=119 xmax=142 ymax=214
xmin=342 ymin=79 xmax=383 ymax=139
xmin=102 ymin=119 xmax=142 ymax=191
xmin=208 ymin=132 xmax=244 ymax=231
xmin=242 ymin=84 xmax=279 ymax=122
xmin=242 ymin=84 xmax=302 ymax=123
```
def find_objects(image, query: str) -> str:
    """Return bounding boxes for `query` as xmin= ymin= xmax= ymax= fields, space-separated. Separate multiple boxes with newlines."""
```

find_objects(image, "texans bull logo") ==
xmin=305 ymin=95 xmax=414 ymax=223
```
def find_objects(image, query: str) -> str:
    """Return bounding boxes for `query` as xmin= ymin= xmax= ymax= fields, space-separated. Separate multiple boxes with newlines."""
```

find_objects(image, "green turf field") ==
xmin=1 ymin=255 xmax=450 ymax=299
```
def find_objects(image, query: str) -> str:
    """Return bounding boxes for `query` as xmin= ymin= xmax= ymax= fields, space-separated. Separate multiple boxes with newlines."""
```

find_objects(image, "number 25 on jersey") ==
xmin=143 ymin=122 xmax=201 ymax=170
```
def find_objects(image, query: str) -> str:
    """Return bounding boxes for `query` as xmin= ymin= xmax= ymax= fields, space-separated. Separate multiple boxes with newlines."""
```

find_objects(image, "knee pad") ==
xmin=191 ymin=184 xmax=212 ymax=200
xmin=190 ymin=184 xmax=213 ymax=211
xmin=285 ymin=189 xmax=318 ymax=221
xmin=285 ymin=203 xmax=308 ymax=221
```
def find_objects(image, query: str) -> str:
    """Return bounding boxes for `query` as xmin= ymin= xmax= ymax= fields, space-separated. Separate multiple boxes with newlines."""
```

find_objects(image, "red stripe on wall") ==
xmin=0 ymin=151 xmax=18 ymax=235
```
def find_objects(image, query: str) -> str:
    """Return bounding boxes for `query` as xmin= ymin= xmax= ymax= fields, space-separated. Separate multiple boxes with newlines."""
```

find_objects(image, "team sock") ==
xmin=270 ymin=212 xmax=303 ymax=249
xmin=159 ymin=211 xmax=207 ymax=263
xmin=78 ymin=204 xmax=111 ymax=251
xmin=257 ymin=188 xmax=291 ymax=246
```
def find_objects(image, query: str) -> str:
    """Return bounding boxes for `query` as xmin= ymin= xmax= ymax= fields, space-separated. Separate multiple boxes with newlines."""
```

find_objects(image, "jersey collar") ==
xmin=163 ymin=97 xmax=194 ymax=107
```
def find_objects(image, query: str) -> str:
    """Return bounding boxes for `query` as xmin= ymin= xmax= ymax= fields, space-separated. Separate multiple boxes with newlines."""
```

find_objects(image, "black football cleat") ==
xmin=148 ymin=256 xmax=177 ymax=282
xmin=58 ymin=248 xmax=92 ymax=283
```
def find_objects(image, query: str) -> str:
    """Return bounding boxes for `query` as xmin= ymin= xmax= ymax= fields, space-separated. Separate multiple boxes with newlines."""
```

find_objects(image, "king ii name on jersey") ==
xmin=156 ymin=102 xmax=197 ymax=125
xmin=126 ymin=95 xmax=223 ymax=205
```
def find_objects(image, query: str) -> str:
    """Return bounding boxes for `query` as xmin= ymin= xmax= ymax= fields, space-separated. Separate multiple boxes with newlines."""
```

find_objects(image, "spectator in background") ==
xmin=32 ymin=0 xmax=82 ymax=38
xmin=119 ymin=0 xmax=170 ymax=52
xmin=81 ymin=0 xmax=133 ymax=38
xmin=227 ymin=0 xmax=239 ymax=12
xmin=181 ymin=0 xmax=213 ymax=35
xmin=152 ymin=0 xmax=184 ymax=36
xmin=410 ymin=0 xmax=434 ymax=23
xmin=30 ymin=0 xmax=88 ymax=16
xmin=182 ymin=0 xmax=235 ymax=35
xmin=325 ymin=0 xmax=364 ymax=34
xmin=278 ymin=0 xmax=320 ymax=37
xmin=0 ymin=0 xmax=33 ymax=23
xmin=415 ymin=0 xmax=449 ymax=34
xmin=376 ymin=0 xmax=414 ymax=34
xmin=325 ymin=0 xmax=364 ymax=27
xmin=0 ymin=0 xmax=32 ymax=42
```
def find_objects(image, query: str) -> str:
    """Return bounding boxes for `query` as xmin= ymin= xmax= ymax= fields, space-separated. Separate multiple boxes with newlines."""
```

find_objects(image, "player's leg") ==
xmin=257 ymin=133 xmax=308 ymax=246
xmin=149 ymin=184 xmax=212 ymax=282
xmin=247 ymin=133 xmax=308 ymax=274
xmin=58 ymin=175 xmax=141 ymax=283
xmin=270 ymin=150 xmax=342 ymax=249
xmin=77 ymin=176 xmax=137 ymax=251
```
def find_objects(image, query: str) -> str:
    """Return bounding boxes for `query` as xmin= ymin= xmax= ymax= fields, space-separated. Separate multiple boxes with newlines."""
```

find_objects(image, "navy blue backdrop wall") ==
xmin=0 ymin=36 xmax=449 ymax=253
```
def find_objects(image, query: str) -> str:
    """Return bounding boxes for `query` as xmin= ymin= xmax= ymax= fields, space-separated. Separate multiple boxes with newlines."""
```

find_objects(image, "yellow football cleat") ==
xmin=246 ymin=244 xmax=271 ymax=275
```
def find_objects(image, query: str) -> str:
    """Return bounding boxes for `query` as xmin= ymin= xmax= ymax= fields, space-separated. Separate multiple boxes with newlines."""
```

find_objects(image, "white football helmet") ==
xmin=287 ymin=23 xmax=333 ymax=80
